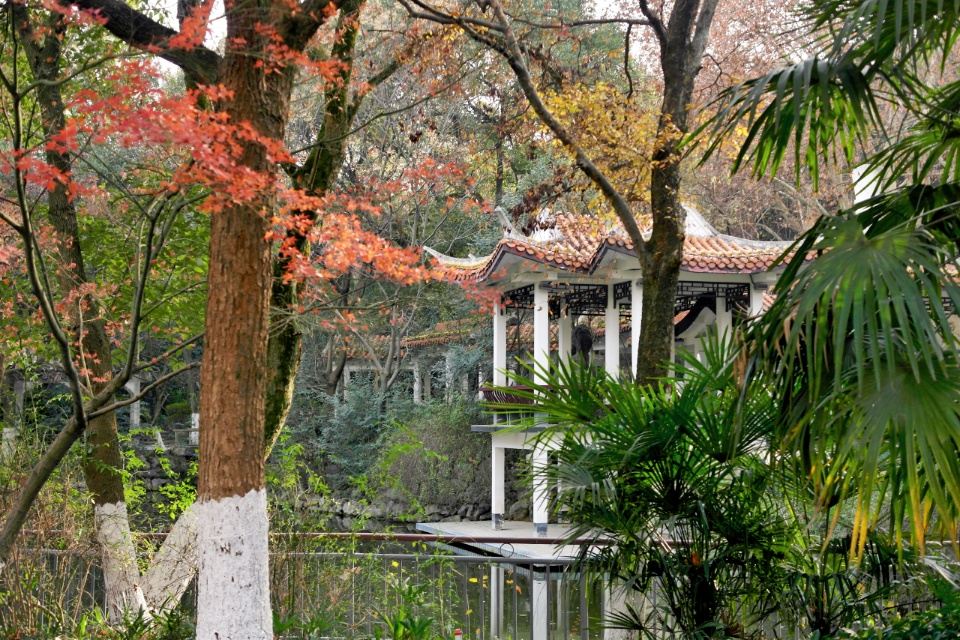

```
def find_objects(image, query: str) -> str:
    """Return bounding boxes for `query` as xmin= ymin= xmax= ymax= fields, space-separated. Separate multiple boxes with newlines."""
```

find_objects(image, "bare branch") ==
xmin=504 ymin=14 xmax=652 ymax=30
xmin=134 ymin=334 xmax=204 ymax=374
xmin=636 ymin=0 xmax=667 ymax=49
xmin=68 ymin=0 xmax=221 ymax=83
xmin=88 ymin=362 xmax=201 ymax=419
xmin=480 ymin=0 xmax=649 ymax=257
xmin=688 ymin=0 xmax=720 ymax=72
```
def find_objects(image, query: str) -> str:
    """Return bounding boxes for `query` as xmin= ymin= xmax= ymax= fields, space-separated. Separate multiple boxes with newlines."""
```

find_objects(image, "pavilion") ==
xmin=418 ymin=206 xmax=792 ymax=640
xmin=424 ymin=205 xmax=789 ymax=536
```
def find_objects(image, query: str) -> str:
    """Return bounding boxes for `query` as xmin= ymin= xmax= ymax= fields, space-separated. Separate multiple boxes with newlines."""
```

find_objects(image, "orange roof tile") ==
xmin=436 ymin=209 xmax=794 ymax=282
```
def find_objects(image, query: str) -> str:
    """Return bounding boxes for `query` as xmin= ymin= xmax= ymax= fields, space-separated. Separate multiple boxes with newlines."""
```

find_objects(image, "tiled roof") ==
xmin=403 ymin=318 xmax=483 ymax=348
xmin=435 ymin=208 xmax=793 ymax=282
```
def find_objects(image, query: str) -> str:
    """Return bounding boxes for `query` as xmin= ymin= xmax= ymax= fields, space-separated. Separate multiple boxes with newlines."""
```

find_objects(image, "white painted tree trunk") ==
xmin=95 ymin=502 xmax=202 ymax=620
xmin=142 ymin=503 xmax=200 ymax=612
xmin=196 ymin=489 xmax=272 ymax=640
xmin=95 ymin=501 xmax=149 ymax=621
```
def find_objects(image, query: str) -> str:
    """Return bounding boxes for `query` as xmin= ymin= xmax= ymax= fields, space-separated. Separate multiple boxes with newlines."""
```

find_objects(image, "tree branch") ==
xmin=284 ymin=0 xmax=345 ymax=49
xmin=88 ymin=362 xmax=201 ymax=419
xmin=688 ymin=0 xmax=720 ymax=73
xmin=134 ymin=334 xmax=204 ymax=374
xmin=68 ymin=0 xmax=221 ymax=83
xmin=504 ymin=14 xmax=652 ymax=30
xmin=478 ymin=0 xmax=649 ymax=257
xmin=636 ymin=0 xmax=667 ymax=49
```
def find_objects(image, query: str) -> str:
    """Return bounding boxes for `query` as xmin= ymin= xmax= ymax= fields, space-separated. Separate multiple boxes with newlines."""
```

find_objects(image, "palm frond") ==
xmin=750 ymin=183 xmax=960 ymax=553
xmin=807 ymin=0 xmax=960 ymax=70
xmin=697 ymin=55 xmax=879 ymax=187
xmin=866 ymin=82 xmax=960 ymax=189
xmin=695 ymin=0 xmax=960 ymax=188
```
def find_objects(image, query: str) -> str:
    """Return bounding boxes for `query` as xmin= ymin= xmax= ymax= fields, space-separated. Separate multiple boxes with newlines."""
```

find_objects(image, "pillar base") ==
xmin=535 ymin=522 xmax=548 ymax=537
xmin=492 ymin=513 xmax=504 ymax=530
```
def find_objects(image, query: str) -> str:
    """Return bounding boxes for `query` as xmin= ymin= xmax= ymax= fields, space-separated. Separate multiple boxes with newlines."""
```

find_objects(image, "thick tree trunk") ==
xmin=263 ymin=0 xmax=362 ymax=456
xmin=634 ymin=0 xmax=719 ymax=383
xmin=195 ymin=4 xmax=296 ymax=636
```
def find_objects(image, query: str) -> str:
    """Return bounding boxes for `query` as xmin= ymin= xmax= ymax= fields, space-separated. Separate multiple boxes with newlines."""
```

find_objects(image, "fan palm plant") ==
xmin=492 ymin=337 xmax=792 ymax=638
xmin=699 ymin=0 xmax=960 ymax=556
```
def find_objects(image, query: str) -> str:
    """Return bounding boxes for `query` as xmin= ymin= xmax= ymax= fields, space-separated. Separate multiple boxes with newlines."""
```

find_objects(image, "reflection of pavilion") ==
xmin=417 ymin=207 xmax=791 ymax=639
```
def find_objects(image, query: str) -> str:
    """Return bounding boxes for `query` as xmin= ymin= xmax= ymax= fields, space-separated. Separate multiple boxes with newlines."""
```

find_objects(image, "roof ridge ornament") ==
xmin=423 ymin=246 xmax=483 ymax=266
xmin=494 ymin=206 xmax=526 ymax=240
xmin=681 ymin=204 xmax=720 ymax=238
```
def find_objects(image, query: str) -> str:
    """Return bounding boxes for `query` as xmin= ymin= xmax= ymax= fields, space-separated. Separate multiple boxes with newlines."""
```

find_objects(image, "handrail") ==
xmin=19 ymin=529 xmax=613 ymax=545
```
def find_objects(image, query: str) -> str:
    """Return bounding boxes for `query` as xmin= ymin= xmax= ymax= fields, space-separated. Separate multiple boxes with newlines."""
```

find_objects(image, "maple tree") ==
xmin=0 ymin=0 xmax=444 ymax=633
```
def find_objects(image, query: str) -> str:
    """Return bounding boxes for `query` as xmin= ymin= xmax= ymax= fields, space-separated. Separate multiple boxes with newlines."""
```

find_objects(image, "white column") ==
xmin=630 ymin=280 xmax=643 ymax=378
xmin=1 ymin=427 xmax=14 ymax=458
xmin=852 ymin=163 xmax=881 ymax=203
xmin=492 ymin=444 xmax=505 ymax=529
xmin=445 ymin=350 xmax=456 ymax=403
xmin=605 ymin=284 xmax=620 ymax=378
xmin=670 ymin=331 xmax=677 ymax=369
xmin=749 ymin=282 xmax=766 ymax=317
xmin=533 ymin=284 xmax=550 ymax=383
xmin=493 ymin=300 xmax=507 ymax=431
xmin=532 ymin=443 xmax=550 ymax=536
xmin=603 ymin=580 xmax=631 ymax=640
xmin=125 ymin=375 xmax=141 ymax=431
xmin=493 ymin=299 xmax=508 ymax=386
xmin=533 ymin=284 xmax=551 ymax=536
xmin=423 ymin=364 xmax=432 ymax=401
xmin=531 ymin=569 xmax=549 ymax=640
xmin=493 ymin=298 xmax=509 ymax=530
xmin=190 ymin=412 xmax=200 ymax=446
xmin=413 ymin=361 xmax=423 ymax=404
xmin=558 ymin=307 xmax=572 ymax=365
xmin=715 ymin=293 xmax=733 ymax=340
xmin=13 ymin=378 xmax=24 ymax=416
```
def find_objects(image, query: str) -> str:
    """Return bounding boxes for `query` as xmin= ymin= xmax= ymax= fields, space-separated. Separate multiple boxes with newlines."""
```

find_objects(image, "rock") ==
xmin=507 ymin=501 xmax=529 ymax=521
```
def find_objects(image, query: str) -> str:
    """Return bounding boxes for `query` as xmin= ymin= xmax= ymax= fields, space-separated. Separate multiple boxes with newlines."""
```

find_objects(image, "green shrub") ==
xmin=162 ymin=401 xmax=192 ymax=424
xmin=362 ymin=400 xmax=489 ymax=517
